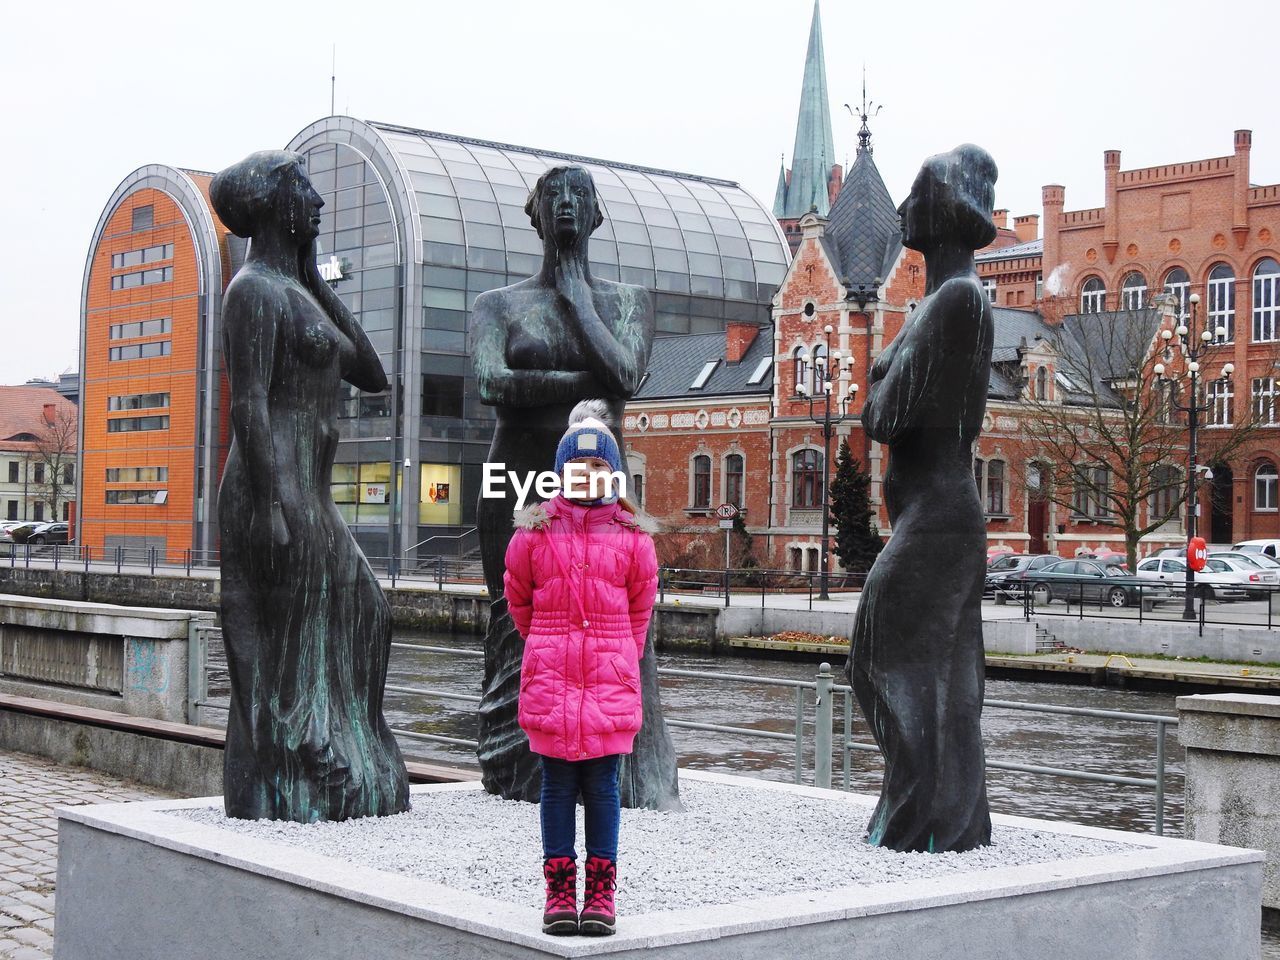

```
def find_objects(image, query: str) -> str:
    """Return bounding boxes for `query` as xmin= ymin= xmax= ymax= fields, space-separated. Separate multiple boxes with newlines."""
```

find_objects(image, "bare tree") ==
xmin=23 ymin=404 xmax=77 ymax=524
xmin=1010 ymin=298 xmax=1258 ymax=570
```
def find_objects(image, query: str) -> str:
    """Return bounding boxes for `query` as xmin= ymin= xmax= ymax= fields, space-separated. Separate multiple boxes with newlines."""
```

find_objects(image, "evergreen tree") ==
xmin=829 ymin=439 xmax=882 ymax=574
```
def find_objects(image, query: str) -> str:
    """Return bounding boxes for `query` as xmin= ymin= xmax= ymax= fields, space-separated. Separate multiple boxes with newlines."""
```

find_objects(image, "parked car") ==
xmin=1075 ymin=550 xmax=1129 ymax=570
xmin=1018 ymin=559 xmax=1172 ymax=608
xmin=7 ymin=522 xmax=44 ymax=544
xmin=0 ymin=521 xmax=25 ymax=542
xmin=1219 ymin=550 xmax=1280 ymax=570
xmin=985 ymin=554 xmax=1060 ymax=603
xmin=1232 ymin=539 xmax=1280 ymax=559
xmin=1134 ymin=556 xmax=1251 ymax=601
xmin=1206 ymin=553 xmax=1280 ymax=598
xmin=27 ymin=522 xmax=71 ymax=545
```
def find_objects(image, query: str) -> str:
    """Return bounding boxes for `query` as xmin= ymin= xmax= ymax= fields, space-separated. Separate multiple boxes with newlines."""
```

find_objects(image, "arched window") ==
xmin=791 ymin=449 xmax=823 ymax=508
xmin=1080 ymin=276 xmax=1106 ymax=314
xmin=973 ymin=457 xmax=984 ymax=492
xmin=1035 ymin=366 xmax=1048 ymax=400
xmin=724 ymin=453 xmax=744 ymax=508
xmin=1163 ymin=267 xmax=1190 ymax=321
xmin=811 ymin=343 xmax=828 ymax=394
xmin=1256 ymin=461 xmax=1278 ymax=511
xmin=1150 ymin=464 xmax=1181 ymax=523
xmin=1253 ymin=258 xmax=1280 ymax=343
xmin=1121 ymin=272 xmax=1147 ymax=310
xmin=692 ymin=455 xmax=711 ymax=509
xmin=1207 ymin=263 xmax=1236 ymax=342
xmin=631 ymin=473 xmax=644 ymax=508
xmin=792 ymin=347 xmax=808 ymax=396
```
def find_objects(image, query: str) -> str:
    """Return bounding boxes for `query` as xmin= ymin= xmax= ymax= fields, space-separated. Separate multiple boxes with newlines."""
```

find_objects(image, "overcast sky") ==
xmin=2 ymin=0 xmax=1276 ymax=387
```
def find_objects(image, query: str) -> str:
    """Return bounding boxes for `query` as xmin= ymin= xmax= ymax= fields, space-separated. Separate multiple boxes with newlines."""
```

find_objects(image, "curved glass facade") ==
xmin=286 ymin=117 xmax=789 ymax=559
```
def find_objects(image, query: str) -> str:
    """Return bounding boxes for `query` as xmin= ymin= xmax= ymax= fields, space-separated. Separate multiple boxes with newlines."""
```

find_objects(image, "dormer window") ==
xmin=747 ymin=354 xmax=772 ymax=385
xmin=1035 ymin=366 xmax=1048 ymax=400
xmin=691 ymin=360 xmax=719 ymax=390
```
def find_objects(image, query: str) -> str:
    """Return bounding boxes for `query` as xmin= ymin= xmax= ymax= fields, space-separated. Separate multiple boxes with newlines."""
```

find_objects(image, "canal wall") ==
xmin=1038 ymin=616 xmax=1280 ymax=663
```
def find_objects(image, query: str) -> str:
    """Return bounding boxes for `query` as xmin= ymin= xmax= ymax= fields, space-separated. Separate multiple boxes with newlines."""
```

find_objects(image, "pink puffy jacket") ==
xmin=504 ymin=495 xmax=659 ymax=761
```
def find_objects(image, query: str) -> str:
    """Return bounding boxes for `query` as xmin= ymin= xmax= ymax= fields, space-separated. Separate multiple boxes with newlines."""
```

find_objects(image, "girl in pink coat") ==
xmin=503 ymin=414 xmax=658 ymax=938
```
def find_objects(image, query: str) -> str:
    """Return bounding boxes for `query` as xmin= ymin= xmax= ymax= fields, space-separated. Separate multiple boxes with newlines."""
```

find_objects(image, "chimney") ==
xmin=1014 ymin=214 xmax=1039 ymax=244
xmin=1233 ymin=129 xmax=1252 ymax=249
xmin=42 ymin=403 xmax=56 ymax=425
xmin=992 ymin=209 xmax=1009 ymax=230
xmin=1103 ymin=149 xmax=1121 ymax=263
xmin=1041 ymin=185 xmax=1065 ymax=289
xmin=827 ymin=163 xmax=843 ymax=209
xmin=725 ymin=322 xmax=760 ymax=364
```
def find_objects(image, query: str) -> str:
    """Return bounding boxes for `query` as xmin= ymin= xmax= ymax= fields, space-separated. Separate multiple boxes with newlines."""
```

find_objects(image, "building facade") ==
xmin=0 ymin=386 xmax=78 ymax=526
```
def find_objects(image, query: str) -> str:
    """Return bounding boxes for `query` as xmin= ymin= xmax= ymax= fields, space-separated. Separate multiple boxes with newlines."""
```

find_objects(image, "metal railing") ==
xmin=188 ymin=635 xmax=1180 ymax=835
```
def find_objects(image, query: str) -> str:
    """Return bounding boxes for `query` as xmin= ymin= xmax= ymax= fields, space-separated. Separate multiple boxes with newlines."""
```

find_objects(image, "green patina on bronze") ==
xmin=212 ymin=150 xmax=409 ymax=822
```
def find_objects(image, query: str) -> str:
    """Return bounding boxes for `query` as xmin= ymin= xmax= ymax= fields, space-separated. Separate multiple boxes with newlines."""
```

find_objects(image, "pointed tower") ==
xmin=774 ymin=1 xmax=840 ymax=253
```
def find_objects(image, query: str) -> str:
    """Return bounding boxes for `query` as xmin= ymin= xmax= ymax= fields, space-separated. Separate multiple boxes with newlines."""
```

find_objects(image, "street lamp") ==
xmin=798 ymin=323 xmax=858 ymax=600
xmin=1153 ymin=292 xmax=1234 ymax=620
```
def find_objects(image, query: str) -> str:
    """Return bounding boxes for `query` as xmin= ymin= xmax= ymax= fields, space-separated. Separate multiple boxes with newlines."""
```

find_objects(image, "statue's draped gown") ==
xmin=219 ymin=271 xmax=409 ymax=822
xmin=848 ymin=277 xmax=993 ymax=852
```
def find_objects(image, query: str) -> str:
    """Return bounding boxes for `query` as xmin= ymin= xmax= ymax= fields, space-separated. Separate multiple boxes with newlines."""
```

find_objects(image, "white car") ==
xmin=1208 ymin=553 xmax=1279 ymax=597
xmin=1233 ymin=539 xmax=1280 ymax=559
xmin=1134 ymin=556 xmax=1252 ymax=601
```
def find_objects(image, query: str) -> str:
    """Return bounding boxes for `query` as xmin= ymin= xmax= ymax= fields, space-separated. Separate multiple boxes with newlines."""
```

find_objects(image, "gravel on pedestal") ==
xmin=174 ymin=779 xmax=1135 ymax=915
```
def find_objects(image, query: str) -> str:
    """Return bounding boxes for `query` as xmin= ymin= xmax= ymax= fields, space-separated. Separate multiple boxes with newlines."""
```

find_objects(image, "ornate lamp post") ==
xmin=1153 ymin=292 xmax=1235 ymax=620
xmin=797 ymin=323 xmax=858 ymax=600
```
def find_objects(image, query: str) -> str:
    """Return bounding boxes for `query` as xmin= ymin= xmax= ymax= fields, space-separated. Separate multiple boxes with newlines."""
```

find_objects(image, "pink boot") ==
xmin=580 ymin=855 xmax=617 ymax=936
xmin=542 ymin=857 xmax=578 ymax=935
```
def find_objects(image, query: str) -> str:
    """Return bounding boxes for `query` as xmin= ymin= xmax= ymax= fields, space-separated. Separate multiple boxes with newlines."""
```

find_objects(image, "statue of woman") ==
xmin=470 ymin=165 xmax=680 ymax=810
xmin=211 ymin=150 xmax=409 ymax=822
xmin=848 ymin=144 xmax=998 ymax=853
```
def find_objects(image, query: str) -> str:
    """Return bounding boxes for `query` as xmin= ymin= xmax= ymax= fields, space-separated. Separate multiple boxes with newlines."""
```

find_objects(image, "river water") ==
xmin=383 ymin=631 xmax=1184 ymax=838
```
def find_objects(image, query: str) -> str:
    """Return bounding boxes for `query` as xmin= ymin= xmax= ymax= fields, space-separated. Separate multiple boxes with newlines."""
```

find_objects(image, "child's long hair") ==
xmin=567 ymin=399 xmax=644 ymax=521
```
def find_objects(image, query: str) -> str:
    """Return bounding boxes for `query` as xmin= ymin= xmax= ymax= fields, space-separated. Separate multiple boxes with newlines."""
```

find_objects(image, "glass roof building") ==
xmin=283 ymin=116 xmax=790 ymax=562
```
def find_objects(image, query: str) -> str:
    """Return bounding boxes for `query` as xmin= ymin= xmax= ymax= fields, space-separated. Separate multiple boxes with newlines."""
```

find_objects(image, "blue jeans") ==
xmin=539 ymin=755 xmax=620 ymax=862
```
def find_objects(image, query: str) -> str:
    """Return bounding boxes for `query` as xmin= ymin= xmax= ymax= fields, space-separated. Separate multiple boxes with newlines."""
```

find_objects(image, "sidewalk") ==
xmin=0 ymin=751 xmax=171 ymax=960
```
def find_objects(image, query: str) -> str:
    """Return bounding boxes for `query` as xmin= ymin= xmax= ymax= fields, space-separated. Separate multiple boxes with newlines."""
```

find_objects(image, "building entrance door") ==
xmin=1028 ymin=496 xmax=1049 ymax=554
xmin=1210 ymin=465 xmax=1234 ymax=545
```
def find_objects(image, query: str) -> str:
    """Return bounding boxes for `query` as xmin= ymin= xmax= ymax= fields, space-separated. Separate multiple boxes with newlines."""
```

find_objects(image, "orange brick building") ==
xmin=78 ymin=166 xmax=233 ymax=561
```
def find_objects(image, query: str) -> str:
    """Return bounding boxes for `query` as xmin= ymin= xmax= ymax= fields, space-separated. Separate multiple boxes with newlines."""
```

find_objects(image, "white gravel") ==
xmin=173 ymin=778 xmax=1135 ymax=915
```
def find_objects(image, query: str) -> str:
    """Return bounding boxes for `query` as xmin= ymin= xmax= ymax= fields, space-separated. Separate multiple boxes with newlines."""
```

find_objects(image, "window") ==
xmin=1072 ymin=467 xmax=1110 ymax=519
xmin=1254 ymin=378 xmax=1277 ymax=425
xmin=1253 ymin=258 xmax=1280 ymax=343
xmin=109 ymin=318 xmax=171 ymax=340
xmin=725 ymin=453 xmax=744 ymax=508
xmin=811 ymin=343 xmax=827 ymax=394
xmin=107 ymin=415 xmax=170 ymax=432
xmin=690 ymin=359 xmax=718 ymax=389
xmin=5 ymin=501 xmax=16 ymax=521
xmin=982 ymin=278 xmax=996 ymax=303
xmin=6 ymin=462 xmax=16 ymax=483
xmin=1150 ymin=464 xmax=1181 ymax=522
xmin=111 ymin=243 xmax=173 ymax=270
xmin=1207 ymin=264 xmax=1235 ymax=342
xmin=33 ymin=464 xmax=44 ymax=484
xmin=1256 ymin=462 xmax=1278 ymax=511
xmin=61 ymin=464 xmax=74 ymax=485
xmin=1035 ymin=274 xmax=1044 ymax=300
xmin=792 ymin=347 xmax=808 ymax=395
xmin=106 ymin=467 xmax=168 ymax=482
xmin=109 ymin=340 xmax=171 ymax=361
xmin=110 ymin=266 xmax=173 ymax=290
xmin=692 ymin=455 xmax=711 ymax=509
xmin=985 ymin=460 xmax=1006 ymax=515
xmin=746 ymin=354 xmax=771 ymax=385
xmin=791 ymin=449 xmax=823 ymax=508
xmin=33 ymin=503 xmax=43 ymax=522
xmin=1121 ymin=272 xmax=1147 ymax=310
xmin=1207 ymin=379 xmax=1234 ymax=427
xmin=131 ymin=205 xmax=154 ymax=231
xmin=421 ymin=375 xmax=463 ymax=418
xmin=1163 ymin=268 xmax=1190 ymax=321
xmin=105 ymin=489 xmax=166 ymax=505
xmin=108 ymin=392 xmax=169 ymax=411
xmin=1034 ymin=366 xmax=1048 ymax=400
xmin=631 ymin=474 xmax=644 ymax=508
xmin=1080 ymin=277 xmax=1106 ymax=313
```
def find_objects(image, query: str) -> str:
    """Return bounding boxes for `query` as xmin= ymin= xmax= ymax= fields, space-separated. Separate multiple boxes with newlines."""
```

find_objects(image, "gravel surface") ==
xmin=174 ymin=779 xmax=1136 ymax=915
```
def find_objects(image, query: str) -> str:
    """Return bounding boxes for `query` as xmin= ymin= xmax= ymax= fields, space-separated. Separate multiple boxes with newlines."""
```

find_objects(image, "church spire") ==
xmin=775 ymin=0 xmax=836 ymax=219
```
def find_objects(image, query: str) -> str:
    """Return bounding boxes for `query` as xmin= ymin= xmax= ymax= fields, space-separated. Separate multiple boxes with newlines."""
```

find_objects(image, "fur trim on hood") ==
xmin=512 ymin=502 xmax=551 ymax=530
xmin=615 ymin=508 xmax=661 ymax=534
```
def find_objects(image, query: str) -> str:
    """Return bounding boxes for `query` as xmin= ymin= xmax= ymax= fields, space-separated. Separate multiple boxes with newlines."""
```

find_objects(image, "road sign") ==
xmin=718 ymin=518 xmax=735 ymax=529
xmin=715 ymin=502 xmax=739 ymax=520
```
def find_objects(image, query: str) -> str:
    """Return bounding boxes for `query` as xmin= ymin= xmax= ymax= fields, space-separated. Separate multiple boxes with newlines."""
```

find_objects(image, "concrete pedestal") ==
xmin=54 ymin=770 xmax=1263 ymax=960
xmin=1179 ymin=693 xmax=1280 ymax=917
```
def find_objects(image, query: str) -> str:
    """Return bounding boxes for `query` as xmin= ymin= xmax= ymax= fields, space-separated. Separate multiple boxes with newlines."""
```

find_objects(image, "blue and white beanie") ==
xmin=554 ymin=417 xmax=623 ymax=476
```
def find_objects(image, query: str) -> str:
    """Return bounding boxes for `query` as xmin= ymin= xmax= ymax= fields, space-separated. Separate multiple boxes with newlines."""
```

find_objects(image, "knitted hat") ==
xmin=554 ymin=416 xmax=623 ymax=476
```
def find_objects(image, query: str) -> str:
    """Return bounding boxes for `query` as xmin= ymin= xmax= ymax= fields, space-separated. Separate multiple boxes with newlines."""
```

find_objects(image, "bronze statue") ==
xmin=470 ymin=165 xmax=680 ymax=810
xmin=212 ymin=150 xmax=409 ymax=822
xmin=847 ymin=144 xmax=997 ymax=852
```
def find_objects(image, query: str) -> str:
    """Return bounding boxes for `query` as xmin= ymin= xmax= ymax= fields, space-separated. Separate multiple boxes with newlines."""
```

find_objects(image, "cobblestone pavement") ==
xmin=0 ymin=750 xmax=171 ymax=960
